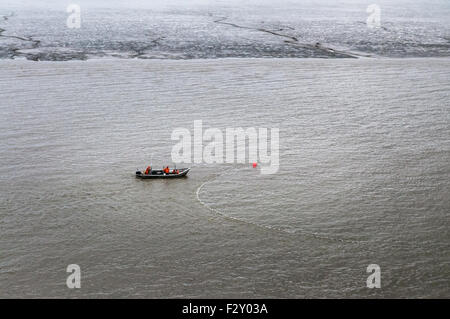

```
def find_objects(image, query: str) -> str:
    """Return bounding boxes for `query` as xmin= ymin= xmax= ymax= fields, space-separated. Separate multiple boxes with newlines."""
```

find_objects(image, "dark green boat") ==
xmin=135 ymin=168 xmax=190 ymax=179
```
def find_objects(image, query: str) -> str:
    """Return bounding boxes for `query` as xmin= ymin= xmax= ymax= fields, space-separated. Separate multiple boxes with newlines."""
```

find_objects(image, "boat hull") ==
xmin=135 ymin=168 xmax=190 ymax=179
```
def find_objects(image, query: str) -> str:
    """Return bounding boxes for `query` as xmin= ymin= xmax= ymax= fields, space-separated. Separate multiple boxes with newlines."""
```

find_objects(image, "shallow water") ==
xmin=1 ymin=0 xmax=449 ymax=60
xmin=0 ymin=58 xmax=449 ymax=298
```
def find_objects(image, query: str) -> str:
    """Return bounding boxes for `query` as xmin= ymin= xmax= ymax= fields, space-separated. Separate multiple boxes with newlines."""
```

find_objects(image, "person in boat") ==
xmin=172 ymin=169 xmax=179 ymax=174
xmin=163 ymin=166 xmax=170 ymax=174
xmin=144 ymin=166 xmax=151 ymax=175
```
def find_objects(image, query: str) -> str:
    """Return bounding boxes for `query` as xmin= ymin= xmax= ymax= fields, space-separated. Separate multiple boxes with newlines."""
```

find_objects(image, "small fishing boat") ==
xmin=135 ymin=168 xmax=190 ymax=179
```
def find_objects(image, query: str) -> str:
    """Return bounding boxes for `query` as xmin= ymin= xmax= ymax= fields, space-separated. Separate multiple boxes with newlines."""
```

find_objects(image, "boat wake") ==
xmin=195 ymin=167 xmax=364 ymax=244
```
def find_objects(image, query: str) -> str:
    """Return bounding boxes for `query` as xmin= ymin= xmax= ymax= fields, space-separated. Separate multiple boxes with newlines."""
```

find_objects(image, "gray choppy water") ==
xmin=0 ymin=0 xmax=450 ymax=61
xmin=0 ymin=58 xmax=449 ymax=298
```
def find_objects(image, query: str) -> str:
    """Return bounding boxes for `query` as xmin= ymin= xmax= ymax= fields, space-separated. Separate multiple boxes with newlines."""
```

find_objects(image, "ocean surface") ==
xmin=1 ymin=57 xmax=449 ymax=298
